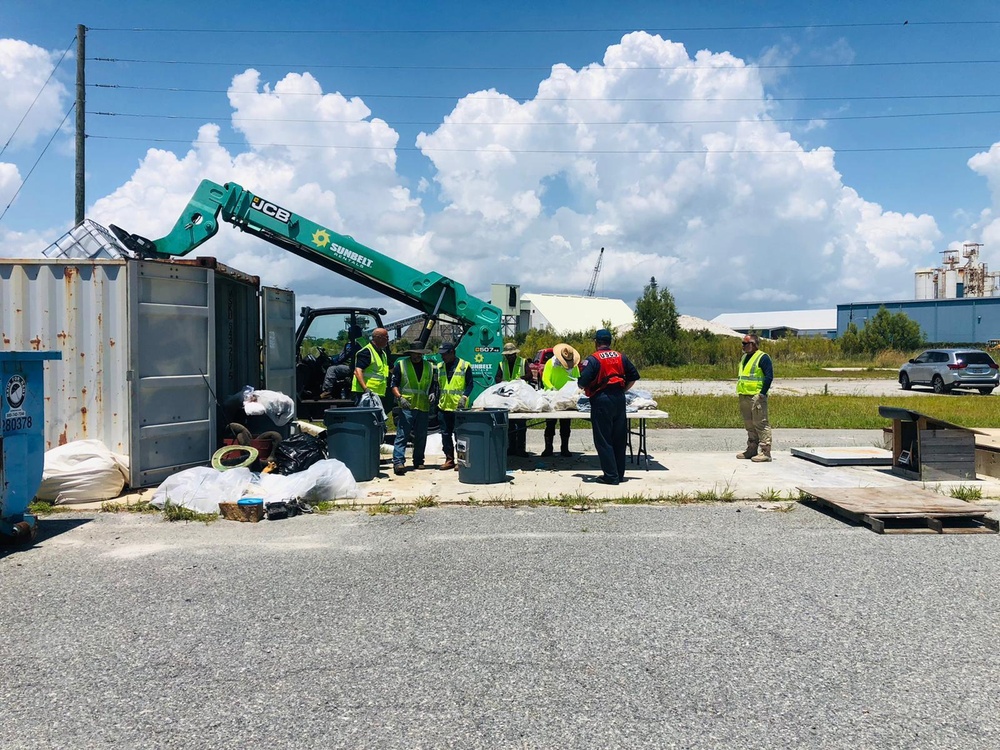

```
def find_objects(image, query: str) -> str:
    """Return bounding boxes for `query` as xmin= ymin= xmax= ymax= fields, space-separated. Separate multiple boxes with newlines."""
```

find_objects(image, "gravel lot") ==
xmin=2 ymin=506 xmax=998 ymax=749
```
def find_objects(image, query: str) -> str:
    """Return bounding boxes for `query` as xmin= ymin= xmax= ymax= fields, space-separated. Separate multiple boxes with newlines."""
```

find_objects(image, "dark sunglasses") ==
xmin=742 ymin=341 xmax=754 ymax=346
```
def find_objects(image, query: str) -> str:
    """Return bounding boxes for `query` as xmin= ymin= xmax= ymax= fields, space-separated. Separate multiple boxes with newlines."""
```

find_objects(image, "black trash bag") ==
xmin=271 ymin=433 xmax=327 ymax=475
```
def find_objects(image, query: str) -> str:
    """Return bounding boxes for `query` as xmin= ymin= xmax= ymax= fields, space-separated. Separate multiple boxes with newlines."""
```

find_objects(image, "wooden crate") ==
xmin=878 ymin=406 xmax=978 ymax=481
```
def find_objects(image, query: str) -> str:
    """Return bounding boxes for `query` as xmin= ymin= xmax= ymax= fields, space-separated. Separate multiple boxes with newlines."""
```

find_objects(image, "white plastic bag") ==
xmin=473 ymin=380 xmax=547 ymax=412
xmin=37 ymin=440 xmax=130 ymax=504
xmin=252 ymin=459 xmax=364 ymax=504
xmin=243 ymin=388 xmax=295 ymax=426
xmin=540 ymin=381 xmax=581 ymax=412
xmin=150 ymin=467 xmax=252 ymax=514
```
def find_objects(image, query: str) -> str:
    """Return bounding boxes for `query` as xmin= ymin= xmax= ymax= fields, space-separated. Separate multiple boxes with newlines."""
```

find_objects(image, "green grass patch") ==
xmin=101 ymin=499 xmax=157 ymax=514
xmin=949 ymin=485 xmax=983 ymax=502
xmin=654 ymin=394 xmax=1000 ymax=429
xmin=643 ymin=363 xmax=900 ymax=381
xmin=27 ymin=499 xmax=74 ymax=515
xmin=162 ymin=502 xmax=218 ymax=524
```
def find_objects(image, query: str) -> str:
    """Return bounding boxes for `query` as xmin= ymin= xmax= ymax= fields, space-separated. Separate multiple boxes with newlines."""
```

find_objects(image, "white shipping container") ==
xmin=1 ymin=258 xmax=293 ymax=488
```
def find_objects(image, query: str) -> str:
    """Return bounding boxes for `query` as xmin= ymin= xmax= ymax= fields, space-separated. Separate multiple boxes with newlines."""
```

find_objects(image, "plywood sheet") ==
xmin=791 ymin=446 xmax=892 ymax=466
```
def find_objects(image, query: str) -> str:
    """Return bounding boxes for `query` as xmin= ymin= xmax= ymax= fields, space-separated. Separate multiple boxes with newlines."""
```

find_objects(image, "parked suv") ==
xmin=898 ymin=348 xmax=999 ymax=394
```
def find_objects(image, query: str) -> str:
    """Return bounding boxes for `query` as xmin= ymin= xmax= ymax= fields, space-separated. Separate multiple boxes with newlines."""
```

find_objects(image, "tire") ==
xmin=931 ymin=375 xmax=950 ymax=394
xmin=899 ymin=373 xmax=911 ymax=391
xmin=979 ymin=387 xmax=995 ymax=396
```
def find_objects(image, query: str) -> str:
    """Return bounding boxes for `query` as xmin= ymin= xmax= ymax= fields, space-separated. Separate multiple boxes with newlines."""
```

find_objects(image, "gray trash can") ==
xmin=455 ymin=408 xmax=509 ymax=484
xmin=324 ymin=407 xmax=384 ymax=482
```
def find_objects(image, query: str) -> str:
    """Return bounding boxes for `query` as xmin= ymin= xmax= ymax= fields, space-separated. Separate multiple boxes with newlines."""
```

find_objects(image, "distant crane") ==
xmin=585 ymin=247 xmax=605 ymax=297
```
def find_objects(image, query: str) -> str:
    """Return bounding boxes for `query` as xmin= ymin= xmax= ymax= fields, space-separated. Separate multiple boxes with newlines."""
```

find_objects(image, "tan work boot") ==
xmin=751 ymin=447 xmax=772 ymax=463
xmin=440 ymin=458 xmax=455 ymax=470
xmin=736 ymin=449 xmax=757 ymax=459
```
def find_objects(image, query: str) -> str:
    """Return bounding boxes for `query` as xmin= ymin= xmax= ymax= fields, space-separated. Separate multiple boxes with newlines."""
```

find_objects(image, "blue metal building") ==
xmin=837 ymin=297 xmax=1000 ymax=343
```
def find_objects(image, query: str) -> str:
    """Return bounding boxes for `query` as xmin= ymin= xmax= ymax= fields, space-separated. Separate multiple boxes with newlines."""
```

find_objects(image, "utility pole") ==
xmin=75 ymin=24 xmax=86 ymax=226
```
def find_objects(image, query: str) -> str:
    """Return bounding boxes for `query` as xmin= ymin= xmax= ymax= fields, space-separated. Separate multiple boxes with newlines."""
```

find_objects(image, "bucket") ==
xmin=324 ymin=407 xmax=384 ymax=482
xmin=455 ymin=408 xmax=509 ymax=484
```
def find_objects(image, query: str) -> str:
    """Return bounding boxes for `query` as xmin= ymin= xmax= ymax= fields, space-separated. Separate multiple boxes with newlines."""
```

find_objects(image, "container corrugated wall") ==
xmin=0 ymin=260 xmax=130 ymax=453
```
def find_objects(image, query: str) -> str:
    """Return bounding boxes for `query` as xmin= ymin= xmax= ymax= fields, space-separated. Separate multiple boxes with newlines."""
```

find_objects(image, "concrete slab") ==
xmin=49 ymin=429 xmax=1000 ymax=515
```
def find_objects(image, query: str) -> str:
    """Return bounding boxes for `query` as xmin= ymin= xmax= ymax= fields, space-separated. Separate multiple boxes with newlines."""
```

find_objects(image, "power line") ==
xmin=87 ymin=108 xmax=1000 ymax=126
xmin=86 ymin=133 xmax=991 ymax=154
xmin=90 ymin=55 xmax=1000 ymax=71
xmin=0 ymin=37 xmax=75 ymax=158
xmin=0 ymin=104 xmax=75 ymax=224
xmin=89 ymin=83 xmax=1000 ymax=102
xmin=83 ymin=20 xmax=1000 ymax=34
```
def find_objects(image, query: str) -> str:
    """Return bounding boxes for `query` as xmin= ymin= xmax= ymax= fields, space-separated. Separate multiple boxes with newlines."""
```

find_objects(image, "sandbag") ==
xmin=37 ymin=440 xmax=130 ymax=504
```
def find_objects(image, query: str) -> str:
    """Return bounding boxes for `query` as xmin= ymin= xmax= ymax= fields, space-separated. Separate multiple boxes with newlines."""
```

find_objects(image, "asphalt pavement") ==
xmin=2 ymin=504 xmax=998 ymax=749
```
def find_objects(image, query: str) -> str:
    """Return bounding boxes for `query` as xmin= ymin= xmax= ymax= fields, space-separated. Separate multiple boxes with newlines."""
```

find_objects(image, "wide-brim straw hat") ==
xmin=502 ymin=342 xmax=520 ymax=355
xmin=402 ymin=343 xmax=430 ymax=355
xmin=552 ymin=343 xmax=581 ymax=369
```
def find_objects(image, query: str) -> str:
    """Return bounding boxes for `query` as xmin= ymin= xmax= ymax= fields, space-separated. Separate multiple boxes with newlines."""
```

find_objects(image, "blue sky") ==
xmin=2 ymin=0 xmax=1000 ymax=321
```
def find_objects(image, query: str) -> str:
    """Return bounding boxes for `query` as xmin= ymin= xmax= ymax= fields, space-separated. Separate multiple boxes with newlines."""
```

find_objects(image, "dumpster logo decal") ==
xmin=5 ymin=375 xmax=25 ymax=410
xmin=3 ymin=375 xmax=32 ymax=432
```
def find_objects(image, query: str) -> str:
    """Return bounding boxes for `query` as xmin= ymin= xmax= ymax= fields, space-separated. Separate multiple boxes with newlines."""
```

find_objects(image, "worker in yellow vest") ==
xmin=541 ymin=343 xmax=580 ymax=457
xmin=496 ymin=341 xmax=532 ymax=457
xmin=736 ymin=334 xmax=774 ymax=462
xmin=390 ymin=343 xmax=435 ymax=475
xmin=351 ymin=327 xmax=390 ymax=404
xmin=435 ymin=342 xmax=473 ymax=470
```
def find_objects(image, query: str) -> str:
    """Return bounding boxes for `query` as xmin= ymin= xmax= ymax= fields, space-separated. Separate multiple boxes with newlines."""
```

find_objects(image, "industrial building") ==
xmin=711 ymin=309 xmax=838 ymax=339
xmin=838 ymin=242 xmax=1000 ymax=343
xmin=490 ymin=285 xmax=634 ymax=336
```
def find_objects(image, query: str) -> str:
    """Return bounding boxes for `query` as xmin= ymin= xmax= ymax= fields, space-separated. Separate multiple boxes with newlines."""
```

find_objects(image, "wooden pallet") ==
xmin=799 ymin=486 xmax=999 ymax=535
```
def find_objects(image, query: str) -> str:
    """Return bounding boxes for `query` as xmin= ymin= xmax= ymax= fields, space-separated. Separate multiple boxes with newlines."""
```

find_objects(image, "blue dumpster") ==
xmin=1 ymin=351 xmax=62 ymax=541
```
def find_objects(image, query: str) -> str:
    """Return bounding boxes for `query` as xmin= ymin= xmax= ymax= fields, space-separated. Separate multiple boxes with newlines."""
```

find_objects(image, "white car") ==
xmin=899 ymin=349 xmax=999 ymax=395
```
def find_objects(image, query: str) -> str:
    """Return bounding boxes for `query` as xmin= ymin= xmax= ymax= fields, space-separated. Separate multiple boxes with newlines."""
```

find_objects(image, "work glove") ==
xmin=398 ymin=397 xmax=412 ymax=410
xmin=458 ymin=396 xmax=468 ymax=409
xmin=752 ymin=393 xmax=763 ymax=409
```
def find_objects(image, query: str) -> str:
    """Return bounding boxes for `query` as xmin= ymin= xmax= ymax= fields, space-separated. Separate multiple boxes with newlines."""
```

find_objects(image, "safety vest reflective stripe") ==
xmin=351 ymin=343 xmax=389 ymax=395
xmin=437 ymin=359 xmax=468 ymax=410
xmin=400 ymin=359 xmax=433 ymax=411
xmin=737 ymin=350 xmax=765 ymax=395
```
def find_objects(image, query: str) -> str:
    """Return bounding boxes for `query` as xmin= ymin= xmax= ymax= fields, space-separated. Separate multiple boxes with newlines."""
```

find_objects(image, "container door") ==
xmin=261 ymin=287 xmax=296 ymax=400
xmin=128 ymin=260 xmax=216 ymax=487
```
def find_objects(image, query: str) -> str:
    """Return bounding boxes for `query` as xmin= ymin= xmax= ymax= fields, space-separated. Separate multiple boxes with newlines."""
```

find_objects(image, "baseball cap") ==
xmin=594 ymin=328 xmax=612 ymax=343
xmin=439 ymin=342 xmax=456 ymax=354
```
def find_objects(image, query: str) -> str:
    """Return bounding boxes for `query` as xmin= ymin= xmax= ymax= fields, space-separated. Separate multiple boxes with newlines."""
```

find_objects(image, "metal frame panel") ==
xmin=261 ymin=287 xmax=296 ymax=401
xmin=128 ymin=260 xmax=216 ymax=487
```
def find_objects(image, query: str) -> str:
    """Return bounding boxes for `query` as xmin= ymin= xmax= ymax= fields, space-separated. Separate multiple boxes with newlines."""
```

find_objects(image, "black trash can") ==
xmin=324 ymin=407 xmax=384 ymax=482
xmin=455 ymin=408 xmax=509 ymax=484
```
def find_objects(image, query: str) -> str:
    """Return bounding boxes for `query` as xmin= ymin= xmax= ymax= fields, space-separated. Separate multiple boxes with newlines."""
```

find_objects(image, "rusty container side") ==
xmin=0 ymin=259 xmax=130 ymax=454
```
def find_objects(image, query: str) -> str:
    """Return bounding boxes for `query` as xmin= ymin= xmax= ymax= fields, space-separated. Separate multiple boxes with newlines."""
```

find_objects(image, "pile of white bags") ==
xmin=149 ymin=459 xmax=365 ymax=514
xmin=37 ymin=440 xmax=130 ymax=504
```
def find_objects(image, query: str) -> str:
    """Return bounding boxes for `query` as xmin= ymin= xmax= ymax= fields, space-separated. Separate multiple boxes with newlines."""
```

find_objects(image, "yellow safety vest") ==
xmin=351 ymin=343 xmax=389 ymax=396
xmin=737 ymin=350 xmax=765 ymax=395
xmin=499 ymin=356 xmax=525 ymax=383
xmin=400 ymin=359 xmax=433 ymax=412
xmin=437 ymin=359 xmax=469 ymax=411
xmin=542 ymin=359 xmax=579 ymax=390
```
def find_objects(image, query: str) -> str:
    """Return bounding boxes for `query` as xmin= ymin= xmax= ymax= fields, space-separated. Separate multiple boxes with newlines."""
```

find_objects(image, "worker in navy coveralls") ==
xmin=578 ymin=329 xmax=641 ymax=485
